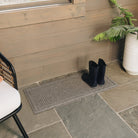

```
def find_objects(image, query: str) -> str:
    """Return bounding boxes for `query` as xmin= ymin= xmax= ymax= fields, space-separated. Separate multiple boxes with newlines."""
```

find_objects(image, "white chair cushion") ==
xmin=0 ymin=81 xmax=21 ymax=119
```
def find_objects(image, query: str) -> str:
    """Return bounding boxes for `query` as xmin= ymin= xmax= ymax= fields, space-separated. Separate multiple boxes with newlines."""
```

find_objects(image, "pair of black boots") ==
xmin=82 ymin=58 xmax=106 ymax=87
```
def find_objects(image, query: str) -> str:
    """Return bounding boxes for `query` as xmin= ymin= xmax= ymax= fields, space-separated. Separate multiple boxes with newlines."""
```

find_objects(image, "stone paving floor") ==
xmin=0 ymin=61 xmax=138 ymax=138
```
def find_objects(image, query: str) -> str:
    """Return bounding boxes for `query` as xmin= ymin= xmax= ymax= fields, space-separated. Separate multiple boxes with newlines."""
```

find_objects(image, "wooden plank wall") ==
xmin=1 ymin=0 xmax=138 ymax=87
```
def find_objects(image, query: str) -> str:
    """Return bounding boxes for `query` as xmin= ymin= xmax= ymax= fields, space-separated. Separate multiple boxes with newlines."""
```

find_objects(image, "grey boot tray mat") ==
xmin=23 ymin=73 xmax=117 ymax=114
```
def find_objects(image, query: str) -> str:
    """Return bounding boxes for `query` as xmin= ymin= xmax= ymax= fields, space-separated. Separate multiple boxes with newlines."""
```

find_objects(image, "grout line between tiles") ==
xmin=54 ymin=108 xmax=73 ymax=138
xmin=112 ymin=77 xmax=138 ymax=88
xmin=118 ymin=103 xmax=138 ymax=114
xmin=115 ymin=113 xmax=138 ymax=136
xmin=28 ymin=119 xmax=61 ymax=135
xmin=98 ymin=93 xmax=138 ymax=136
xmin=99 ymin=78 xmax=138 ymax=113
xmin=99 ymin=90 xmax=138 ymax=114
xmin=98 ymin=93 xmax=119 ymax=115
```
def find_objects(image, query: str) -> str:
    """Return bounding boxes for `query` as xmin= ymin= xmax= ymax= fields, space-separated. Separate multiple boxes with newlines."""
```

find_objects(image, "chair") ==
xmin=0 ymin=52 xmax=28 ymax=138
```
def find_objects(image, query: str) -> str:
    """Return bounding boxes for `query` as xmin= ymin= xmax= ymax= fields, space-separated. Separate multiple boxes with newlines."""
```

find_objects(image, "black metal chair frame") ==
xmin=0 ymin=52 xmax=29 ymax=138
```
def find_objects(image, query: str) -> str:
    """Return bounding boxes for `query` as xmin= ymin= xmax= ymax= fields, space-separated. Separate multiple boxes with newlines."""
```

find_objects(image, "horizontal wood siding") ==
xmin=0 ymin=3 xmax=85 ymax=29
xmin=1 ymin=0 xmax=138 ymax=87
xmin=86 ymin=0 xmax=138 ymax=11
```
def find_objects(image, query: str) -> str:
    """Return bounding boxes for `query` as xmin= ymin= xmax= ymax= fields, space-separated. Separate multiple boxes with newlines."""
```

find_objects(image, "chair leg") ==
xmin=13 ymin=114 xmax=29 ymax=138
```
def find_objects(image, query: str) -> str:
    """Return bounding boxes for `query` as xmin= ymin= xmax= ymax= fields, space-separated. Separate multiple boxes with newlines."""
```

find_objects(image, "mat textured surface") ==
xmin=56 ymin=94 xmax=138 ymax=138
xmin=24 ymin=73 xmax=116 ymax=114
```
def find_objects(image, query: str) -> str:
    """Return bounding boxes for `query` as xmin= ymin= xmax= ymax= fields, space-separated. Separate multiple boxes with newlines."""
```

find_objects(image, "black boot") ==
xmin=89 ymin=61 xmax=99 ymax=87
xmin=97 ymin=58 xmax=106 ymax=85
xmin=82 ymin=61 xmax=99 ymax=87
xmin=81 ymin=71 xmax=90 ymax=85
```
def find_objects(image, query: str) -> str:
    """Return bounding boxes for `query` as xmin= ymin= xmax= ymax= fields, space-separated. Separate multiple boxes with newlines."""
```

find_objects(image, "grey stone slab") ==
xmin=0 ymin=119 xmax=23 ymax=138
xmin=29 ymin=122 xmax=71 ymax=138
xmin=56 ymin=94 xmax=138 ymax=138
xmin=119 ymin=106 xmax=138 ymax=134
xmin=24 ymin=72 xmax=116 ymax=113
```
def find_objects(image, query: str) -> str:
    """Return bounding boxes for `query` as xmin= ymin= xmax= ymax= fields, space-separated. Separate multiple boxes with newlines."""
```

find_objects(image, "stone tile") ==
xmin=29 ymin=122 xmax=71 ymax=138
xmin=100 ymin=81 xmax=138 ymax=112
xmin=0 ymin=118 xmax=23 ymax=138
xmin=106 ymin=62 xmax=138 ymax=85
xmin=56 ymin=94 xmax=138 ymax=138
xmin=119 ymin=106 xmax=138 ymax=134
xmin=0 ymin=89 xmax=60 ymax=138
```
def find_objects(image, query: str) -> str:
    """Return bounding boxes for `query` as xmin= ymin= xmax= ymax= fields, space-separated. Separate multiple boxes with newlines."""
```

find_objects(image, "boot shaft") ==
xmin=89 ymin=61 xmax=99 ymax=87
xmin=98 ymin=59 xmax=106 ymax=84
